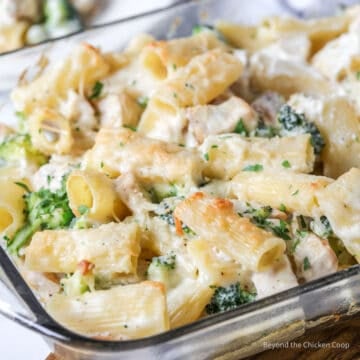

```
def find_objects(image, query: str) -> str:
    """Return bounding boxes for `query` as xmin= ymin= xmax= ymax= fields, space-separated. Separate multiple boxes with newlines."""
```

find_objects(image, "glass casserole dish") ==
xmin=1 ymin=0 xmax=360 ymax=359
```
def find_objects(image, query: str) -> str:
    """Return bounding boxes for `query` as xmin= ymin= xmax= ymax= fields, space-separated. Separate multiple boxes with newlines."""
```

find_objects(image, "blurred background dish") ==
xmin=0 ymin=0 xmax=175 ymax=54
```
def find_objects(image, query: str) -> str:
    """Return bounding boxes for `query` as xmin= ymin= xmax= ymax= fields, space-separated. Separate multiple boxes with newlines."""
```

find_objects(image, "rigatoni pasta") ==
xmin=231 ymin=171 xmax=332 ymax=217
xmin=201 ymin=133 xmax=315 ymax=180
xmin=2 ymin=5 xmax=360 ymax=341
xmin=47 ymin=281 xmax=169 ymax=339
xmin=174 ymin=192 xmax=286 ymax=271
xmin=25 ymin=222 xmax=140 ymax=275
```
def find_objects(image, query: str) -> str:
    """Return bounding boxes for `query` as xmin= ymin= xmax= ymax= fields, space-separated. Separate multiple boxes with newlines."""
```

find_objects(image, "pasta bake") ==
xmin=1 ymin=4 xmax=360 ymax=340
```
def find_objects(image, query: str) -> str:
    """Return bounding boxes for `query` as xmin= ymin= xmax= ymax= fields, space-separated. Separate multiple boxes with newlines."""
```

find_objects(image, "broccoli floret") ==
xmin=206 ymin=282 xmax=256 ymax=314
xmin=0 ymin=134 xmax=48 ymax=168
xmin=242 ymin=204 xmax=291 ymax=240
xmin=152 ymin=253 xmax=176 ymax=270
xmin=278 ymin=105 xmax=325 ymax=155
xmin=7 ymin=178 xmax=74 ymax=254
xmin=148 ymin=183 xmax=178 ymax=204
xmin=43 ymin=0 xmax=82 ymax=40
xmin=147 ymin=253 xmax=177 ymax=289
xmin=44 ymin=0 xmax=80 ymax=26
xmin=60 ymin=270 xmax=94 ymax=296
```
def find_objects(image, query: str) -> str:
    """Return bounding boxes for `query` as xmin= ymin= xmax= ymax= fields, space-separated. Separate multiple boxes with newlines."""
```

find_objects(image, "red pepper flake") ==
xmin=174 ymin=216 xmax=184 ymax=236
xmin=78 ymin=260 xmax=94 ymax=275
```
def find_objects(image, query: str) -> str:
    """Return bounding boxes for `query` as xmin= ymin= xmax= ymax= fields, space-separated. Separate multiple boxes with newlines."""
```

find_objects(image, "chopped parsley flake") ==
xmin=303 ymin=257 xmax=311 ymax=271
xmin=356 ymin=71 xmax=360 ymax=80
xmin=242 ymin=164 xmax=263 ymax=172
xmin=89 ymin=81 xmax=103 ymax=100
xmin=123 ymin=125 xmax=137 ymax=132
xmin=211 ymin=144 xmax=218 ymax=149
xmin=291 ymin=189 xmax=299 ymax=196
xmin=282 ymin=160 xmax=291 ymax=168
xmin=153 ymin=253 xmax=176 ymax=270
xmin=204 ymin=153 xmax=210 ymax=161
xmin=234 ymin=119 xmax=248 ymax=136
xmin=279 ymin=203 xmax=287 ymax=212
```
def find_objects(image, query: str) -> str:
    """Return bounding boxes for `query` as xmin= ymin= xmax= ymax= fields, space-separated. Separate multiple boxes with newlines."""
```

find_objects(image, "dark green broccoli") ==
xmin=0 ymin=134 xmax=48 ymax=167
xmin=243 ymin=204 xmax=291 ymax=240
xmin=7 ymin=178 xmax=74 ymax=254
xmin=278 ymin=105 xmax=325 ymax=155
xmin=152 ymin=253 xmax=176 ymax=270
xmin=206 ymin=282 xmax=256 ymax=314
xmin=60 ymin=270 xmax=93 ymax=296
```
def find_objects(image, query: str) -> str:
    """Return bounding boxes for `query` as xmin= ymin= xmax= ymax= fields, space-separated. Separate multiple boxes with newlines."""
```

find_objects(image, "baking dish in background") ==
xmin=0 ymin=0 xmax=360 ymax=359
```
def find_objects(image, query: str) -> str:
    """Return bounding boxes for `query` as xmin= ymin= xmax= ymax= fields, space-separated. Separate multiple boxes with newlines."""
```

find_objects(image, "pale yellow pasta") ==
xmin=154 ymin=48 xmax=242 ymax=107
xmin=312 ymin=31 xmax=360 ymax=82
xmin=140 ymin=31 xmax=227 ymax=79
xmin=82 ymin=127 xmax=204 ymax=187
xmin=317 ymin=168 xmax=360 ymax=261
xmin=251 ymin=255 xmax=298 ymax=299
xmin=25 ymin=222 xmax=140 ymax=275
xmin=0 ymin=21 xmax=28 ymax=53
xmin=201 ymin=133 xmax=315 ymax=180
xmin=217 ymin=12 xmax=350 ymax=55
xmin=138 ymin=49 xmax=243 ymax=139
xmin=47 ymin=281 xmax=169 ymax=339
xmin=11 ymin=43 xmax=111 ymax=114
xmin=174 ymin=192 xmax=286 ymax=271
xmin=186 ymin=238 xmax=246 ymax=286
xmin=262 ymin=14 xmax=350 ymax=54
xmin=66 ymin=170 xmax=128 ymax=222
xmin=289 ymin=94 xmax=360 ymax=178
xmin=167 ymin=278 xmax=214 ymax=328
xmin=216 ymin=21 xmax=278 ymax=53
xmin=0 ymin=179 xmax=26 ymax=238
xmin=231 ymin=171 xmax=332 ymax=217
xmin=29 ymin=108 xmax=73 ymax=155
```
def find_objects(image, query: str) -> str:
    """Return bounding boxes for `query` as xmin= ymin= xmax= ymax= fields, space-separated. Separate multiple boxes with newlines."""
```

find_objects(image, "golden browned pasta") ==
xmin=138 ymin=49 xmax=243 ymax=140
xmin=174 ymin=192 xmax=286 ymax=271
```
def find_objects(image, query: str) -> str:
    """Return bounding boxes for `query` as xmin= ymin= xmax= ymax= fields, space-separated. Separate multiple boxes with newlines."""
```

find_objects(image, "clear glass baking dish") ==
xmin=1 ymin=0 xmax=360 ymax=359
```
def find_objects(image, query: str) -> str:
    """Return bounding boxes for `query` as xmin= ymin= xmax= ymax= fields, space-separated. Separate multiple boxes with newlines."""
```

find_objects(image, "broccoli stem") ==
xmin=7 ymin=221 xmax=41 ymax=255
